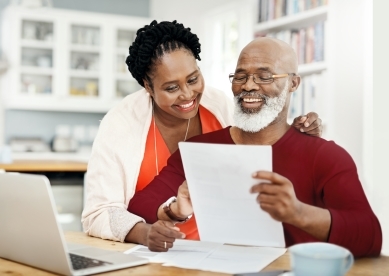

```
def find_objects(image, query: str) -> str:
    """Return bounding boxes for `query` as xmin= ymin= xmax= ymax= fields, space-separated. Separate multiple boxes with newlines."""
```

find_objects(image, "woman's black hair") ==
xmin=125 ymin=20 xmax=201 ymax=87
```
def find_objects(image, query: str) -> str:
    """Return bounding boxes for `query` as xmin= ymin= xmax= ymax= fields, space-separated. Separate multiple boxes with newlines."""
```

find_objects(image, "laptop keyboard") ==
xmin=69 ymin=253 xmax=112 ymax=270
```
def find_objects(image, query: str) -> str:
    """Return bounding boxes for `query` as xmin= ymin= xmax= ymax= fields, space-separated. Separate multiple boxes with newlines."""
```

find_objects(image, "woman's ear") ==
xmin=143 ymin=79 xmax=153 ymax=96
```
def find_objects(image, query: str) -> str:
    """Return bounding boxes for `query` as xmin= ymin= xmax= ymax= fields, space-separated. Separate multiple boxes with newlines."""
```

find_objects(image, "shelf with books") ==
xmin=255 ymin=20 xmax=325 ymax=67
xmin=255 ymin=5 xmax=328 ymax=33
xmin=254 ymin=0 xmax=329 ymax=131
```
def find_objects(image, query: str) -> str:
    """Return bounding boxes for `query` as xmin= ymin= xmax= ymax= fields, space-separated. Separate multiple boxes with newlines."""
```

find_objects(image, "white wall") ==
xmin=325 ymin=0 xmax=368 ymax=192
xmin=373 ymin=0 xmax=389 ymax=256
xmin=0 ymin=99 xmax=4 ymax=146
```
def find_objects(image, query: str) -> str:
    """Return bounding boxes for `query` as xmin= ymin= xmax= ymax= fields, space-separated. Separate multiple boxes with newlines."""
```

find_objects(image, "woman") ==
xmin=81 ymin=20 xmax=322 ymax=249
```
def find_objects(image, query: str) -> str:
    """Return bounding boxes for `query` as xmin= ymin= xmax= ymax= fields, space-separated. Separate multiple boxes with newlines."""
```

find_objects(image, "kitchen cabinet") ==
xmin=1 ymin=6 xmax=150 ymax=113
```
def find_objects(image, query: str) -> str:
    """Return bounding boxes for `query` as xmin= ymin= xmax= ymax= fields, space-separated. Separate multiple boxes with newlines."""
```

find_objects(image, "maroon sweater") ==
xmin=128 ymin=127 xmax=382 ymax=258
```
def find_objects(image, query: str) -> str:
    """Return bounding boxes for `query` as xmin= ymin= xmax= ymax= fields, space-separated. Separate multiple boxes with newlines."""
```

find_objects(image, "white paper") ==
xmin=178 ymin=142 xmax=285 ymax=248
xmin=125 ymin=239 xmax=221 ymax=264
xmin=124 ymin=239 xmax=286 ymax=274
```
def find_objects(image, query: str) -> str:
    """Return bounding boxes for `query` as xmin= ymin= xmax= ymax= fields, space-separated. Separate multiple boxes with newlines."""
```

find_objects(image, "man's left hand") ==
xmin=292 ymin=112 xmax=323 ymax=137
xmin=250 ymin=171 xmax=304 ymax=226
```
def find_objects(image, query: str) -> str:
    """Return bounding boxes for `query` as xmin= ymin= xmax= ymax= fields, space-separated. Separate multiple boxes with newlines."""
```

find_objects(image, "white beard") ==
xmin=233 ymin=81 xmax=289 ymax=133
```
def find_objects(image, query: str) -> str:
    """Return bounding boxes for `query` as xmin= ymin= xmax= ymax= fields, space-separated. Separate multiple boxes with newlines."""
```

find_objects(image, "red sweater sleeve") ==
xmin=127 ymin=149 xmax=185 ymax=223
xmin=314 ymin=142 xmax=382 ymax=257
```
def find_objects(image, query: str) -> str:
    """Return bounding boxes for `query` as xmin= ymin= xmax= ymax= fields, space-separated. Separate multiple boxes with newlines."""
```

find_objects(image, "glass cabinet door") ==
xmin=20 ymin=20 xmax=54 ymax=95
xmin=115 ymin=29 xmax=140 ymax=98
xmin=69 ymin=25 xmax=101 ymax=97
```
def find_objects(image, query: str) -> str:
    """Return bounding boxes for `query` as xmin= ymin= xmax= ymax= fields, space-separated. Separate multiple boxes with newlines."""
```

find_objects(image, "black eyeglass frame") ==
xmin=228 ymin=73 xmax=296 ymax=84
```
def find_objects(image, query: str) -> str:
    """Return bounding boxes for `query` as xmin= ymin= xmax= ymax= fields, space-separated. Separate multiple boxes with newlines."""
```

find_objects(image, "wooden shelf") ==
xmin=254 ymin=5 xmax=328 ymax=34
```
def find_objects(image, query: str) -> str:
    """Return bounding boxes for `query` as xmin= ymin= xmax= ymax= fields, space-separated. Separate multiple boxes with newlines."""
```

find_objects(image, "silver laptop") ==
xmin=0 ymin=173 xmax=148 ymax=276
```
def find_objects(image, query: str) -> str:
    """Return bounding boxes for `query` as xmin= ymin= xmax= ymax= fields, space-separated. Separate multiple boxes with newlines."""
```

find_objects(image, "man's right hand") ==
xmin=145 ymin=220 xmax=185 ymax=252
xmin=171 ymin=181 xmax=194 ymax=219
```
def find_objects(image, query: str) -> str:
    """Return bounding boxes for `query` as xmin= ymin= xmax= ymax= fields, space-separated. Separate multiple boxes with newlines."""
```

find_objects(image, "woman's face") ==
xmin=144 ymin=49 xmax=205 ymax=120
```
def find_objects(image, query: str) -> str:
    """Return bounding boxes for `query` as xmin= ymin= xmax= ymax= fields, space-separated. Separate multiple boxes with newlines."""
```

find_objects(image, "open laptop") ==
xmin=0 ymin=172 xmax=148 ymax=275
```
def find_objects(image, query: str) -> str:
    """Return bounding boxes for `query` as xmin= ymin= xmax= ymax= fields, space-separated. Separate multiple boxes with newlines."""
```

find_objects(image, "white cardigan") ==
xmin=81 ymin=86 xmax=234 ymax=242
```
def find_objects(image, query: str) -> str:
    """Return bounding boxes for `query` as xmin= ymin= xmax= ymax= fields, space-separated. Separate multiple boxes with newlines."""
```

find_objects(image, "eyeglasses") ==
xmin=229 ymin=72 xmax=296 ymax=84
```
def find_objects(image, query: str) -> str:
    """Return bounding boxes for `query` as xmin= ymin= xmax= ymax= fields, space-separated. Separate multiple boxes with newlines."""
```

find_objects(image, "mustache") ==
xmin=235 ymin=92 xmax=269 ymax=105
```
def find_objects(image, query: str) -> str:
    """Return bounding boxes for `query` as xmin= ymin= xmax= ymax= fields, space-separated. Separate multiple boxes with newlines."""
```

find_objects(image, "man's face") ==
xmin=231 ymin=42 xmax=294 ymax=132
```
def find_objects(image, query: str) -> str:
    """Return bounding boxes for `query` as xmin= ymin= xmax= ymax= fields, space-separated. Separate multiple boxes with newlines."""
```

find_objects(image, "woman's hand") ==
xmin=292 ymin=112 xmax=323 ymax=137
xmin=144 ymin=220 xmax=185 ymax=252
xmin=125 ymin=221 xmax=185 ymax=252
xmin=173 ymin=181 xmax=194 ymax=218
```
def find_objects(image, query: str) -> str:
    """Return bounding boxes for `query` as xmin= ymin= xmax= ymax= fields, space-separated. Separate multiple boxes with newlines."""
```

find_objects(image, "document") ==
xmin=178 ymin=142 xmax=285 ymax=247
xmin=124 ymin=239 xmax=286 ymax=274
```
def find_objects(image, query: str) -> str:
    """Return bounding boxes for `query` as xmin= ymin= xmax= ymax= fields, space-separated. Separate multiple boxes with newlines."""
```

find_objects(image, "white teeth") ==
xmin=179 ymin=101 xmax=194 ymax=108
xmin=243 ymin=98 xmax=263 ymax=103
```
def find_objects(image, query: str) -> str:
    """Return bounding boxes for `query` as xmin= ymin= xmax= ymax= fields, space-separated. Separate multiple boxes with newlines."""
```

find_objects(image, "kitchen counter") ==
xmin=0 ymin=149 xmax=90 ymax=172
xmin=0 ymin=160 xmax=87 ymax=172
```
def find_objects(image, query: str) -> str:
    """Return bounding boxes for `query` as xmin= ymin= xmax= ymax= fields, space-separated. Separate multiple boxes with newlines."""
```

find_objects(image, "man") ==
xmin=128 ymin=37 xmax=382 ymax=257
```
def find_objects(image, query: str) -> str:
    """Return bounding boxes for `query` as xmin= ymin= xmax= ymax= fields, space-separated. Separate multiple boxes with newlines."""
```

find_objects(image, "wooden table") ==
xmin=0 ymin=232 xmax=388 ymax=276
xmin=0 ymin=160 xmax=87 ymax=172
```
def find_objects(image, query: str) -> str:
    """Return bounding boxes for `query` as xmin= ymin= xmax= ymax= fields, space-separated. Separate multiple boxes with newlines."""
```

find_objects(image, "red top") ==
xmin=136 ymin=106 xmax=222 ymax=239
xmin=129 ymin=126 xmax=382 ymax=258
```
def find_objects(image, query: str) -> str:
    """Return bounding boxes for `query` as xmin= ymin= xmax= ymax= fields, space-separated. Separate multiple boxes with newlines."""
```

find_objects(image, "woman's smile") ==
xmin=175 ymin=97 xmax=197 ymax=112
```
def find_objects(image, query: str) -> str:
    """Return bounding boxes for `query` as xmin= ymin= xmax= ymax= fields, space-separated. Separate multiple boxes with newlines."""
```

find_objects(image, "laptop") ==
xmin=0 ymin=172 xmax=148 ymax=276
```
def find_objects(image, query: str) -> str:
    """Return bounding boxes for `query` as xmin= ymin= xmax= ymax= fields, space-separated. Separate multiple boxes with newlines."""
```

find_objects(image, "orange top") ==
xmin=136 ymin=106 xmax=223 ymax=240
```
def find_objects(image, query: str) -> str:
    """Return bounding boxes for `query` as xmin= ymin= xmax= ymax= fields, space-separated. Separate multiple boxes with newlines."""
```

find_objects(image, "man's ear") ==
xmin=289 ymin=75 xmax=301 ymax=93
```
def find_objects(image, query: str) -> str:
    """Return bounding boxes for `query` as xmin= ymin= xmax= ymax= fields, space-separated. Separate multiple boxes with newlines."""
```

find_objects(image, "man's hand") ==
xmin=250 ymin=171 xmax=304 ymax=226
xmin=172 ymin=181 xmax=194 ymax=218
xmin=144 ymin=220 xmax=185 ymax=252
xmin=250 ymin=171 xmax=331 ymax=241
xmin=292 ymin=112 xmax=323 ymax=137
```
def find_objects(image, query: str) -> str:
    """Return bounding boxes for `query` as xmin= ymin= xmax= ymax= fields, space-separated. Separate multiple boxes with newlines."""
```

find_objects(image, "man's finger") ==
xmin=251 ymin=171 xmax=287 ymax=184
xmin=258 ymin=202 xmax=274 ymax=213
xmin=257 ymin=193 xmax=278 ymax=204
xmin=250 ymin=183 xmax=281 ymax=194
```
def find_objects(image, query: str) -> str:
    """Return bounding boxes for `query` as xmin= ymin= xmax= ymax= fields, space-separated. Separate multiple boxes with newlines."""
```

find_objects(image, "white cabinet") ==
xmin=1 ymin=6 xmax=150 ymax=113
xmin=253 ymin=1 xmax=328 ymax=125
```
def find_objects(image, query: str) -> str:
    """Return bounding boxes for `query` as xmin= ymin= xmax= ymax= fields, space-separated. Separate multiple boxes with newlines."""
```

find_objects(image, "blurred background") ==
xmin=0 ymin=0 xmax=386 ymax=254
